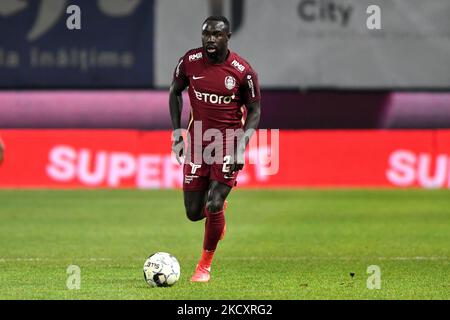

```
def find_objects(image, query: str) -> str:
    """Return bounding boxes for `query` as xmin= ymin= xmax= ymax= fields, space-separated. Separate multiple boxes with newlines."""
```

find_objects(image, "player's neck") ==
xmin=206 ymin=49 xmax=230 ymax=65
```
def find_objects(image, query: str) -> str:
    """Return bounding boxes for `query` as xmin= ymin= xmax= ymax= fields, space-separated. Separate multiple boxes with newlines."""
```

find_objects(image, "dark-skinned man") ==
xmin=169 ymin=16 xmax=261 ymax=282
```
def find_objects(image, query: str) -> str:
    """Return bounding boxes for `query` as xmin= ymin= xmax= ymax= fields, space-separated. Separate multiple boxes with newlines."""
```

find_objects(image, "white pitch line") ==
xmin=0 ymin=258 xmax=114 ymax=262
xmin=0 ymin=256 xmax=449 ymax=262
xmin=220 ymin=256 xmax=450 ymax=261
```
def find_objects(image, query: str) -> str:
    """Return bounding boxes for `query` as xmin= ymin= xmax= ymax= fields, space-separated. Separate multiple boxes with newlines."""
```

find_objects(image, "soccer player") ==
xmin=169 ymin=16 xmax=261 ymax=282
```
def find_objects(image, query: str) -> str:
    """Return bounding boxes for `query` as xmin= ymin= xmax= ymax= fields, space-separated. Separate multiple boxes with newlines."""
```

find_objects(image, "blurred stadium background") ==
xmin=0 ymin=0 xmax=449 ymax=299
xmin=1 ymin=0 xmax=450 ymax=188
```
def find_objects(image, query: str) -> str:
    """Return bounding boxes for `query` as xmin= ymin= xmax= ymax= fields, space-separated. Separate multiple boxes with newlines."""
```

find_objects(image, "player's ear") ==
xmin=227 ymin=32 xmax=232 ymax=40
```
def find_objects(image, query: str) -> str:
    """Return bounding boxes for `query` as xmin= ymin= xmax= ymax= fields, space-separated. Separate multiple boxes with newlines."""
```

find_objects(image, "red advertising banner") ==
xmin=0 ymin=130 xmax=449 ymax=189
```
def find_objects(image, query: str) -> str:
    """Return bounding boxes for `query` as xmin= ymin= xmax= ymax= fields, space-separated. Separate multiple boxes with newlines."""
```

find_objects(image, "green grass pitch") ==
xmin=0 ymin=189 xmax=449 ymax=300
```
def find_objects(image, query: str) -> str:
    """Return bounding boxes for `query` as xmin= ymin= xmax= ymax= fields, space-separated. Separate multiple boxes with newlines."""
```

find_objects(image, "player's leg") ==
xmin=191 ymin=155 xmax=239 ymax=282
xmin=203 ymin=180 xmax=231 ymax=248
xmin=183 ymin=190 xmax=208 ymax=221
xmin=182 ymin=160 xmax=210 ymax=221
xmin=191 ymin=180 xmax=232 ymax=282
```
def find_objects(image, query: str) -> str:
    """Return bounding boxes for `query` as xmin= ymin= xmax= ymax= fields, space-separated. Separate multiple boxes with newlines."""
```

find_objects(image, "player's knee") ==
xmin=185 ymin=207 xmax=204 ymax=222
xmin=206 ymin=199 xmax=224 ymax=214
xmin=186 ymin=212 xmax=203 ymax=222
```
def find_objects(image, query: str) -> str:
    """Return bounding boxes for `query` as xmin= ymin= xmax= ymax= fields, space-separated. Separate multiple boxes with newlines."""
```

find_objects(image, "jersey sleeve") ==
xmin=241 ymin=67 xmax=261 ymax=104
xmin=172 ymin=56 xmax=189 ymax=88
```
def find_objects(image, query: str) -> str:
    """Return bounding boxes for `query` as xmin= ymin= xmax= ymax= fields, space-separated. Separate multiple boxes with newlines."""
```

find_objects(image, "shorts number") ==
xmin=222 ymin=155 xmax=232 ymax=173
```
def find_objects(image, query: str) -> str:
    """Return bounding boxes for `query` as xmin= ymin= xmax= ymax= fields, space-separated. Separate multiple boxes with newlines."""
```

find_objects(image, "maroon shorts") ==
xmin=183 ymin=160 xmax=239 ymax=191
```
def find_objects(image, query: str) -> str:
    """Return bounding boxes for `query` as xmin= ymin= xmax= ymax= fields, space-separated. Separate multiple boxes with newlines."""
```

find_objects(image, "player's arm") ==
xmin=241 ymin=100 xmax=261 ymax=143
xmin=169 ymin=79 xmax=186 ymax=132
xmin=232 ymin=71 xmax=262 ymax=172
xmin=169 ymin=58 xmax=189 ymax=164
xmin=169 ymin=79 xmax=187 ymax=164
xmin=232 ymin=100 xmax=261 ymax=172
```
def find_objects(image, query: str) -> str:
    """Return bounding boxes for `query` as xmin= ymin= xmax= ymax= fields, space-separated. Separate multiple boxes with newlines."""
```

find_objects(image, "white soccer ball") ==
xmin=143 ymin=252 xmax=181 ymax=287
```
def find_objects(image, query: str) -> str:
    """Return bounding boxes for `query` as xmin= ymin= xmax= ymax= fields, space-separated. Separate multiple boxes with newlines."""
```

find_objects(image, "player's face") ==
xmin=202 ymin=21 xmax=230 ymax=59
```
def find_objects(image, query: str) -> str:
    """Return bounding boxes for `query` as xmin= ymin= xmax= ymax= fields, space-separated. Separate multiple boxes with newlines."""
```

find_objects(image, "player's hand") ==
xmin=227 ymin=162 xmax=244 ymax=176
xmin=172 ymin=135 xmax=185 ymax=165
xmin=227 ymin=149 xmax=245 ymax=175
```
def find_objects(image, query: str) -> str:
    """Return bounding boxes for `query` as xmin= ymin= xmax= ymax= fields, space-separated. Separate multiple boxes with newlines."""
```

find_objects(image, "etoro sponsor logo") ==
xmin=386 ymin=149 xmax=450 ymax=188
xmin=194 ymin=88 xmax=234 ymax=104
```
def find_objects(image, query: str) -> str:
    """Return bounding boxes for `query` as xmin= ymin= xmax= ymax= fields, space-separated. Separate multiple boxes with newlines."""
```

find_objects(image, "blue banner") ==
xmin=0 ymin=0 xmax=154 ymax=88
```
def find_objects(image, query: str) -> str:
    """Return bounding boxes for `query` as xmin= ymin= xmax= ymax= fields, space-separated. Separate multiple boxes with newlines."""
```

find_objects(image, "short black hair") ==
xmin=203 ymin=16 xmax=231 ymax=32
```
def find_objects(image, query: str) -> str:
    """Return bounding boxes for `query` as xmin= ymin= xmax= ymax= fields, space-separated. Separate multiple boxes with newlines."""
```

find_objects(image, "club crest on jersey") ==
xmin=224 ymin=76 xmax=236 ymax=90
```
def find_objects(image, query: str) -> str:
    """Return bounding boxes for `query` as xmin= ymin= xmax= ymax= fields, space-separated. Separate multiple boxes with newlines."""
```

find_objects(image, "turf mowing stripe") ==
xmin=1 ymin=256 xmax=449 ymax=262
